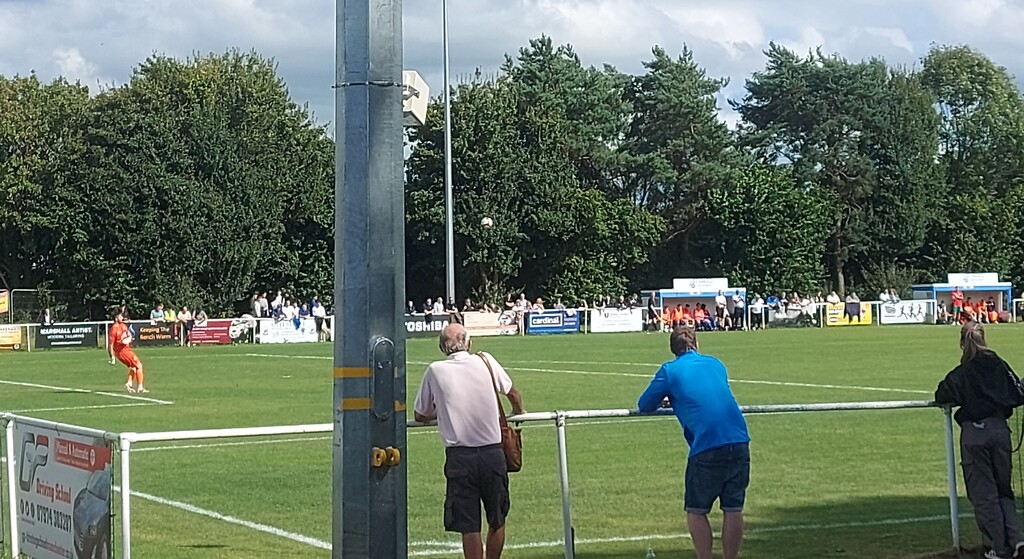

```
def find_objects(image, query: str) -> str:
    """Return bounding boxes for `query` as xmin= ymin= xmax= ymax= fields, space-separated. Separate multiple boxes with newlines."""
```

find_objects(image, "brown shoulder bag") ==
xmin=479 ymin=353 xmax=523 ymax=472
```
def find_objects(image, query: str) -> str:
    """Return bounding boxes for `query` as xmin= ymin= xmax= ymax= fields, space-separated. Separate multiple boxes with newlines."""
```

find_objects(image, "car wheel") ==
xmin=93 ymin=534 xmax=110 ymax=559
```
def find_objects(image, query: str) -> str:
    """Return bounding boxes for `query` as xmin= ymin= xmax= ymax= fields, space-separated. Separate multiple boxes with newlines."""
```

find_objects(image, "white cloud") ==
xmin=1 ymin=0 xmax=1024 ymax=124
xmin=53 ymin=47 xmax=101 ymax=86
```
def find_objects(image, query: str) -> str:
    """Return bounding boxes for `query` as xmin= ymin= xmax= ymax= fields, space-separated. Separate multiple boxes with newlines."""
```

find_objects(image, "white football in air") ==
xmin=481 ymin=217 xmax=494 ymax=228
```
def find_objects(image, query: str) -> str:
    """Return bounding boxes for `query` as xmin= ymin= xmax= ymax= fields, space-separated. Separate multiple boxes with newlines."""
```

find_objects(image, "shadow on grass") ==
xmin=526 ymin=495 xmax=990 ymax=559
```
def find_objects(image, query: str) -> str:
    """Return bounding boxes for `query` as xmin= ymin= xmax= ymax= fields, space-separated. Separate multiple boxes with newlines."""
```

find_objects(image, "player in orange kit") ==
xmin=108 ymin=312 xmax=147 ymax=393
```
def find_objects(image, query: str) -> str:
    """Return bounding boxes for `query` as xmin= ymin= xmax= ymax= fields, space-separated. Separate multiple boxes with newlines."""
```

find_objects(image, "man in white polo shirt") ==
xmin=414 ymin=324 xmax=526 ymax=559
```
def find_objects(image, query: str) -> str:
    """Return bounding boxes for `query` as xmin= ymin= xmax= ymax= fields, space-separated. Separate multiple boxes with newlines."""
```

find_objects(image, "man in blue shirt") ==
xmin=638 ymin=326 xmax=750 ymax=559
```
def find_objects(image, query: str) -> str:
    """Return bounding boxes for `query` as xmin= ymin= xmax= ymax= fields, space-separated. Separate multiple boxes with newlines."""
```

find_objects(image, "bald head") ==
xmin=439 ymin=323 xmax=471 ymax=356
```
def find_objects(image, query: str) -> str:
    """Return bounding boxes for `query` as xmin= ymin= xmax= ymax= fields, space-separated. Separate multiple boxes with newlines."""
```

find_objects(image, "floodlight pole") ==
xmin=443 ymin=0 xmax=455 ymax=305
xmin=333 ymin=1 xmax=407 ymax=558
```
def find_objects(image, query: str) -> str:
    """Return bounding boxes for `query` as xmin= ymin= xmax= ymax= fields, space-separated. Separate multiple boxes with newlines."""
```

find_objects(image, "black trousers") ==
xmin=961 ymin=418 xmax=1024 ymax=556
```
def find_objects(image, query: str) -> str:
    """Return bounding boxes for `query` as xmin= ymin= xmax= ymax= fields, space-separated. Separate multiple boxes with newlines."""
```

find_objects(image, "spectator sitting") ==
xmin=693 ymin=305 xmax=711 ymax=331
xmin=937 ymin=301 xmax=950 ymax=324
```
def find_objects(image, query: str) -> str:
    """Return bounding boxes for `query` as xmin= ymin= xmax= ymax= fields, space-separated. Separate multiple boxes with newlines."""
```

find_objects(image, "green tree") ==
xmin=919 ymin=45 xmax=1024 ymax=285
xmin=64 ymin=51 xmax=334 ymax=315
xmin=0 ymin=75 xmax=90 ymax=295
xmin=701 ymin=165 xmax=829 ymax=294
xmin=619 ymin=46 xmax=741 ymax=285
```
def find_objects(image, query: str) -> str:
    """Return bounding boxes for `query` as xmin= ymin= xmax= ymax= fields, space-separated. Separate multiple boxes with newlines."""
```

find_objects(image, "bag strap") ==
xmin=479 ymin=353 xmax=508 ymax=427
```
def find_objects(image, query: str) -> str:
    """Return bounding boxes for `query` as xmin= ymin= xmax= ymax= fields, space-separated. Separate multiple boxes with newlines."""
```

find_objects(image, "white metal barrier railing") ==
xmin=2 ymin=400 xmax=959 ymax=559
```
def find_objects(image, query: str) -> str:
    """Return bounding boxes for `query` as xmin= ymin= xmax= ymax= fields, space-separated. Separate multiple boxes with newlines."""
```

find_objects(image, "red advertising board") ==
xmin=189 ymin=319 xmax=250 ymax=345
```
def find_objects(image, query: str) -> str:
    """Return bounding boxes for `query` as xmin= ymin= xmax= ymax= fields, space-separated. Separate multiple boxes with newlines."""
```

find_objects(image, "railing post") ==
xmin=121 ymin=435 xmax=133 ymax=559
xmin=555 ymin=413 xmax=575 ymax=559
xmin=942 ymin=406 xmax=960 ymax=550
xmin=6 ymin=419 xmax=20 ymax=558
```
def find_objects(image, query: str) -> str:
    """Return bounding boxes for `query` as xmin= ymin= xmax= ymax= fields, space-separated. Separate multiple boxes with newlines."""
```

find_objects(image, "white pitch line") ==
xmin=115 ymin=487 xmax=332 ymax=550
xmin=113 ymin=483 xmax=974 ymax=557
xmin=0 ymin=379 xmax=173 ymax=405
xmin=408 ymin=512 xmax=976 ymax=556
xmin=240 ymin=354 xmax=930 ymax=395
xmin=7 ymin=403 xmax=158 ymax=413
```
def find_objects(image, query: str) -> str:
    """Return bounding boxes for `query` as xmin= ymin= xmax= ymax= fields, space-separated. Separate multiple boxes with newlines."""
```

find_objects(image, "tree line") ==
xmin=2 ymin=41 xmax=1023 ymax=318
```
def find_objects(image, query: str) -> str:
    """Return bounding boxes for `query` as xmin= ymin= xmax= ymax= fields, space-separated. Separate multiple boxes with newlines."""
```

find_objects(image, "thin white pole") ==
xmin=555 ymin=413 xmax=575 ymax=559
xmin=6 ymin=420 xmax=20 ymax=558
xmin=121 ymin=436 xmax=133 ymax=559
xmin=942 ymin=407 xmax=960 ymax=549
xmin=442 ymin=0 xmax=455 ymax=305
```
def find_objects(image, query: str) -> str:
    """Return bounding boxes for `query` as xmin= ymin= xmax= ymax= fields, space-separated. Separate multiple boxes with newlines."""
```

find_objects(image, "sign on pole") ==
xmin=12 ymin=422 xmax=113 ymax=559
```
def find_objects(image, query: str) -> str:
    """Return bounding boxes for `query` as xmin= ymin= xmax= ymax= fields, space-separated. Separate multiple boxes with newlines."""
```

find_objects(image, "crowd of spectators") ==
xmin=141 ymin=302 xmax=207 ymax=347
xmin=250 ymin=291 xmax=330 ymax=341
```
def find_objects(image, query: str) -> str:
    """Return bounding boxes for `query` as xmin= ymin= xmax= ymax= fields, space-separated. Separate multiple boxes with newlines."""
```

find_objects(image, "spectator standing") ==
xmin=749 ymin=295 xmax=765 ymax=330
xmin=715 ymin=290 xmax=728 ymax=325
xmin=177 ymin=306 xmax=194 ymax=347
xmin=732 ymin=292 xmax=745 ymax=330
xmin=424 ymin=298 xmax=435 ymax=325
xmin=434 ymin=296 xmax=446 ymax=319
xmin=935 ymin=322 xmax=1024 ymax=559
xmin=414 ymin=324 xmax=525 ymax=559
xmin=937 ymin=301 xmax=950 ymax=324
xmin=312 ymin=301 xmax=328 ymax=342
xmin=150 ymin=303 xmax=164 ymax=322
xmin=447 ymin=298 xmax=463 ymax=325
xmin=826 ymin=291 xmax=841 ymax=304
xmin=38 ymin=307 xmax=54 ymax=326
xmin=258 ymin=292 xmax=269 ymax=318
xmin=952 ymin=287 xmax=965 ymax=323
xmin=646 ymin=298 xmax=660 ymax=333
xmin=299 ymin=304 xmax=311 ymax=318
xmin=251 ymin=292 xmax=261 ymax=317
xmin=554 ymin=298 xmax=566 ymax=311
xmin=879 ymin=290 xmax=891 ymax=303
xmin=407 ymin=300 xmax=417 ymax=315
xmin=638 ymin=327 xmax=750 ymax=559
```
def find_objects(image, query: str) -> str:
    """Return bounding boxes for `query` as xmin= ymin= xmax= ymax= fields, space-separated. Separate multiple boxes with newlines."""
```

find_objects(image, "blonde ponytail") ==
xmin=960 ymin=321 xmax=989 ymax=364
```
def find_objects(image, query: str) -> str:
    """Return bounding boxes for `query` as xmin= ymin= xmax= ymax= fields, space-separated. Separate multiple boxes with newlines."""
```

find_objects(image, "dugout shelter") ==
xmin=911 ymin=273 xmax=1013 ymax=314
xmin=643 ymin=277 xmax=748 ymax=322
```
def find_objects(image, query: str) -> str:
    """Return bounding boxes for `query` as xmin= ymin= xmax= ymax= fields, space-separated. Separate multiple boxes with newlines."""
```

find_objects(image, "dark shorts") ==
xmin=444 ymin=444 xmax=510 ymax=534
xmin=684 ymin=443 xmax=750 ymax=515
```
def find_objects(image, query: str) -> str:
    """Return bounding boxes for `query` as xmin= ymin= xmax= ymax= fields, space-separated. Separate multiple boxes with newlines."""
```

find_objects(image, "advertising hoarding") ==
xmin=13 ymin=422 xmax=112 ymax=559
xmin=525 ymin=310 xmax=581 ymax=335
xmin=34 ymin=325 xmax=99 ymax=350
xmin=590 ymin=308 xmax=643 ymax=333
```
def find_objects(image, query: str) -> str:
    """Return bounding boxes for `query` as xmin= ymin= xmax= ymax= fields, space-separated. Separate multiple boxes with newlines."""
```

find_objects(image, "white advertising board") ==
xmin=879 ymin=301 xmax=932 ymax=324
xmin=13 ymin=422 xmax=112 ymax=559
xmin=590 ymin=308 xmax=643 ymax=333
xmin=671 ymin=277 xmax=730 ymax=293
xmin=947 ymin=273 xmax=999 ymax=286
xmin=464 ymin=311 xmax=519 ymax=337
xmin=258 ymin=317 xmax=319 ymax=344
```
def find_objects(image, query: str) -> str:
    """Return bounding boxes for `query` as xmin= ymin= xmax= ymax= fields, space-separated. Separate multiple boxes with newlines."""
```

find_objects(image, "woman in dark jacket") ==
xmin=935 ymin=321 xmax=1024 ymax=559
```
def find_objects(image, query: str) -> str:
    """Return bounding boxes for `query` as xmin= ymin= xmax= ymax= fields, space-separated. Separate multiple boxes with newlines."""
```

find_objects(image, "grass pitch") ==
xmin=2 ymin=325 xmax=1023 ymax=558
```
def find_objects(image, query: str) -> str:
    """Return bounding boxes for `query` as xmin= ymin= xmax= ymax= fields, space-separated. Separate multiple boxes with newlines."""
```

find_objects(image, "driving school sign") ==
xmin=13 ymin=422 xmax=113 ymax=559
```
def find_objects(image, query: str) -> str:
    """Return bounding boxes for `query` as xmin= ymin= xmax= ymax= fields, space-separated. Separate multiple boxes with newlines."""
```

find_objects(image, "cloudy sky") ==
xmin=2 ymin=0 xmax=1023 ymax=127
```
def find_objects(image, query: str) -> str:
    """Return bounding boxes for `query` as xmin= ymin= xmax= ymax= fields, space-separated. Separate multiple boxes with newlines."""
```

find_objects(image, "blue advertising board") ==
xmin=525 ymin=310 xmax=581 ymax=335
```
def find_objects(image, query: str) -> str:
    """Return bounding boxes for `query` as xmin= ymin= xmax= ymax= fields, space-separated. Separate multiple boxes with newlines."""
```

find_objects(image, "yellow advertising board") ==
xmin=825 ymin=302 xmax=873 ymax=326
xmin=0 ymin=324 xmax=23 ymax=349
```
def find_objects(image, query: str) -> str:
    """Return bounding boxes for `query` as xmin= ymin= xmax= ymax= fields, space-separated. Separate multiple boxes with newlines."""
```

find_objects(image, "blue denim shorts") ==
xmin=684 ymin=443 xmax=750 ymax=514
